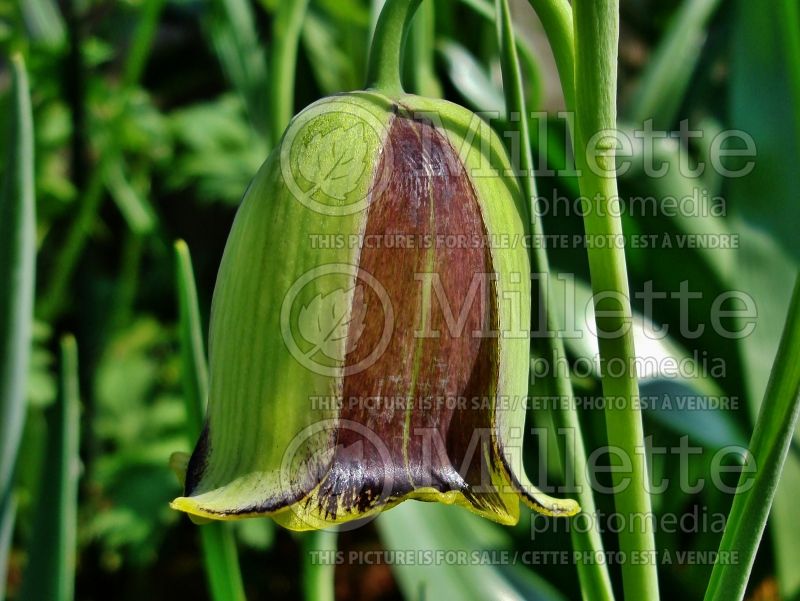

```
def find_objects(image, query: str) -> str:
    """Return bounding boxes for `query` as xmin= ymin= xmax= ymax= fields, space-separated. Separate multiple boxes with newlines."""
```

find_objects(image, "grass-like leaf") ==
xmin=19 ymin=335 xmax=80 ymax=601
xmin=174 ymin=240 xmax=247 ymax=601
xmin=0 ymin=54 xmax=36 ymax=601
xmin=705 ymin=275 xmax=800 ymax=601
xmin=0 ymin=52 xmax=36 ymax=508
xmin=726 ymin=2 xmax=800 ymax=590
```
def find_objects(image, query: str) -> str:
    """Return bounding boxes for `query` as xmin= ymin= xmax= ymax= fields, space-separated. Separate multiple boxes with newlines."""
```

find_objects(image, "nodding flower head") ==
xmin=170 ymin=0 xmax=578 ymax=531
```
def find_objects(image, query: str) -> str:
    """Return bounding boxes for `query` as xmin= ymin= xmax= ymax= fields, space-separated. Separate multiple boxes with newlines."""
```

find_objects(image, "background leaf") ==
xmin=728 ymin=0 xmax=800 ymax=264
xmin=19 ymin=335 xmax=80 ymax=601
xmin=0 ymin=54 xmax=35 ymax=601
xmin=705 ymin=276 xmax=800 ymax=601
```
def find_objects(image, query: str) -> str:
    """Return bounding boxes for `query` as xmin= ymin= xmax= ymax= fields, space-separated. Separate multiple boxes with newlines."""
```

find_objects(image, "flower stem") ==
xmin=571 ymin=1 xmax=659 ymax=599
xmin=526 ymin=0 xmax=576 ymax=115
xmin=366 ymin=0 xmax=423 ymax=96
xmin=302 ymin=530 xmax=337 ymax=601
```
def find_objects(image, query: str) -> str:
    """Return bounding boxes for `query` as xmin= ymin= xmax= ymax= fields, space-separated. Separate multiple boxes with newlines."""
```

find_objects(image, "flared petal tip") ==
xmin=521 ymin=492 xmax=580 ymax=517
xmin=170 ymin=497 xmax=227 ymax=524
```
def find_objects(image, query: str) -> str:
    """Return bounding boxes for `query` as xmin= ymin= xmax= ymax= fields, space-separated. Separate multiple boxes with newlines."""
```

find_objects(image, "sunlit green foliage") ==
xmin=1 ymin=0 xmax=799 ymax=599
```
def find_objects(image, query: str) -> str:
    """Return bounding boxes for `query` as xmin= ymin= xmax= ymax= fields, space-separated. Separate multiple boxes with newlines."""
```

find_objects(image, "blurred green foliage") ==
xmin=1 ymin=0 xmax=799 ymax=600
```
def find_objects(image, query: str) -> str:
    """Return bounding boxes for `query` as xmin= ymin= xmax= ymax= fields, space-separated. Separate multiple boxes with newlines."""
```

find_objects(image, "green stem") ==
xmin=495 ymin=2 xmax=614 ymax=600
xmin=571 ymin=2 xmax=659 ymax=599
xmin=705 ymin=274 xmax=800 ymax=601
xmin=302 ymin=531 xmax=337 ymax=601
xmin=366 ymin=0 xmax=423 ymax=95
xmin=526 ymin=0 xmax=576 ymax=115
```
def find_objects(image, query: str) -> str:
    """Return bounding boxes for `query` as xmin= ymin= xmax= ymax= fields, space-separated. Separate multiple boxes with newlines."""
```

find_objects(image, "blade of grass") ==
xmin=495 ymin=2 xmax=614 ymax=600
xmin=525 ymin=0 xmax=575 ymax=115
xmin=38 ymin=171 xmax=103 ymax=320
xmin=301 ymin=12 xmax=361 ymax=94
xmin=0 ymin=52 xmax=36 ymax=502
xmin=195 ymin=518 xmax=247 ymax=601
xmin=727 ymin=4 xmax=800 ymax=589
xmin=175 ymin=240 xmax=209 ymax=435
xmin=174 ymin=240 xmax=246 ymax=601
xmin=0 ymin=57 xmax=36 ymax=600
xmin=571 ymin=1 xmax=659 ymax=599
xmin=782 ymin=0 xmax=800 ymax=148
xmin=704 ymin=274 xmax=800 ymax=601
xmin=19 ymin=335 xmax=80 ymax=601
xmin=626 ymin=0 xmax=722 ymax=129
xmin=301 ymin=531 xmax=337 ymax=601
xmin=730 ymin=227 xmax=800 ymax=598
